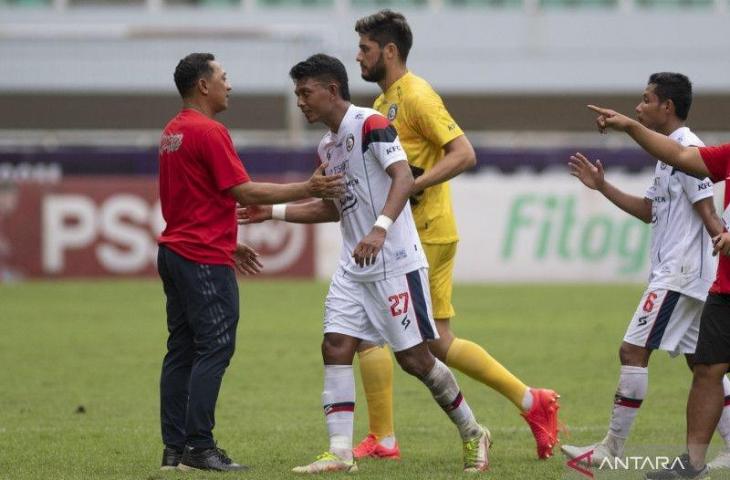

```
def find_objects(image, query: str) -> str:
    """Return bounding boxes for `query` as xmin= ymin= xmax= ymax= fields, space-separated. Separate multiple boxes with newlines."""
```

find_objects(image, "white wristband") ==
xmin=272 ymin=204 xmax=287 ymax=221
xmin=374 ymin=215 xmax=393 ymax=231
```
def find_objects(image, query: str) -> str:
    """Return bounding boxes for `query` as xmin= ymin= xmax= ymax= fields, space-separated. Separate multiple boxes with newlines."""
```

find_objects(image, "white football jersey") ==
xmin=318 ymin=105 xmax=427 ymax=282
xmin=644 ymin=126 xmax=715 ymax=300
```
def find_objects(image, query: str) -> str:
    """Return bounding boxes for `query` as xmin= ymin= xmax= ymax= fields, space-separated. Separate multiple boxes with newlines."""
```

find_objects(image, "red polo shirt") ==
xmin=699 ymin=143 xmax=730 ymax=294
xmin=158 ymin=109 xmax=250 ymax=266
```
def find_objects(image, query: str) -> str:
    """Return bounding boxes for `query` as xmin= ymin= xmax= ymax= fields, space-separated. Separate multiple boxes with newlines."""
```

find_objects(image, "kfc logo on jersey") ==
xmin=387 ymin=104 xmax=398 ymax=121
xmin=345 ymin=134 xmax=355 ymax=152
xmin=697 ymin=181 xmax=711 ymax=191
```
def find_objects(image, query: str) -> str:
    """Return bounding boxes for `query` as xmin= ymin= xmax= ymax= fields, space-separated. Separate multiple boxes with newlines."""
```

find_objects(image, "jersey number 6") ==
xmin=643 ymin=292 xmax=658 ymax=313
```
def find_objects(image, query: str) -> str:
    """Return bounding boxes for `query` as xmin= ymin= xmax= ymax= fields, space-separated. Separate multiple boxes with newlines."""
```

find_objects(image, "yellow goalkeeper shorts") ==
xmin=422 ymin=242 xmax=457 ymax=320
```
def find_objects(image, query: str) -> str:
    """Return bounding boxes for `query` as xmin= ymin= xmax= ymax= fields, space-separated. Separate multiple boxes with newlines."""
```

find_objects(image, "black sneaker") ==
xmin=645 ymin=454 xmax=710 ymax=479
xmin=160 ymin=446 xmax=183 ymax=470
xmin=177 ymin=446 xmax=249 ymax=472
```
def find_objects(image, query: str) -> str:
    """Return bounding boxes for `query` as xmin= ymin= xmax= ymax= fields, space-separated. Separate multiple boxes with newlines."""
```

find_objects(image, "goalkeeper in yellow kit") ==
xmin=352 ymin=9 xmax=561 ymax=461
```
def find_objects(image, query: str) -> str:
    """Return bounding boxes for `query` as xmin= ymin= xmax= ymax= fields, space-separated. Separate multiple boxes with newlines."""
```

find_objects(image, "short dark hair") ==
xmin=289 ymin=54 xmax=351 ymax=101
xmin=648 ymin=72 xmax=693 ymax=121
xmin=174 ymin=52 xmax=215 ymax=98
xmin=355 ymin=10 xmax=413 ymax=63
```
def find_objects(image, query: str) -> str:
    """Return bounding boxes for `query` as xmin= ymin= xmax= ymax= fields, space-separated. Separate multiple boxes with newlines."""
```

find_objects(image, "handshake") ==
xmin=306 ymin=162 xmax=346 ymax=200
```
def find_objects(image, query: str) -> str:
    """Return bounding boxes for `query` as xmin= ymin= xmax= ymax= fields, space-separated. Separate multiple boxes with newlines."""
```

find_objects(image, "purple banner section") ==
xmin=0 ymin=146 xmax=656 ymax=176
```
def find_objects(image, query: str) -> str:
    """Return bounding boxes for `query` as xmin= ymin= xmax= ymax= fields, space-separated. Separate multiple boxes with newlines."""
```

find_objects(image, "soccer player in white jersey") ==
xmin=239 ymin=53 xmax=490 ymax=474
xmin=561 ymin=73 xmax=730 ymax=471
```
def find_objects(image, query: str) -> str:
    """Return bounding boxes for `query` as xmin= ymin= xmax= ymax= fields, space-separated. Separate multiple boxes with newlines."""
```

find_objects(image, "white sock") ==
xmin=521 ymin=388 xmax=534 ymax=411
xmin=322 ymin=364 xmax=355 ymax=460
xmin=604 ymin=365 xmax=648 ymax=455
xmin=421 ymin=359 xmax=481 ymax=441
xmin=378 ymin=435 xmax=396 ymax=449
xmin=716 ymin=375 xmax=730 ymax=449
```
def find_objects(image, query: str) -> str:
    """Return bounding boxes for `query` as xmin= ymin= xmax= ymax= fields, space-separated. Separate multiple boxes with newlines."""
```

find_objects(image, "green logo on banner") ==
xmin=502 ymin=194 xmax=650 ymax=274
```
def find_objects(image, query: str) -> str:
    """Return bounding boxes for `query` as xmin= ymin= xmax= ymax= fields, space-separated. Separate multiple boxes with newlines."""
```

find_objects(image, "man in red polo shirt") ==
xmin=588 ymin=104 xmax=730 ymax=480
xmin=157 ymin=52 xmax=344 ymax=472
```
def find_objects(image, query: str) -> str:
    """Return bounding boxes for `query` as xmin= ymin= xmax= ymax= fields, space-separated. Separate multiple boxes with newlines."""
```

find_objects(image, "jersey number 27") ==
xmin=388 ymin=292 xmax=410 ymax=317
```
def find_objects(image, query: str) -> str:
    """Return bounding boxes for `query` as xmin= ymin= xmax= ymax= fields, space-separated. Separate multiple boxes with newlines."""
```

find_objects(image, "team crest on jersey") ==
xmin=345 ymin=133 xmax=355 ymax=152
xmin=387 ymin=104 xmax=398 ymax=121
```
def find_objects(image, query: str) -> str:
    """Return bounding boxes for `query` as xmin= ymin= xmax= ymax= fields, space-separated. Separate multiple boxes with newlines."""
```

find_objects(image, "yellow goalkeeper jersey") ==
xmin=373 ymin=71 xmax=463 ymax=244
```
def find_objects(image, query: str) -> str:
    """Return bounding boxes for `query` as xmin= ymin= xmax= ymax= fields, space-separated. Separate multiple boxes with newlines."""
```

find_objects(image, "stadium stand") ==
xmin=0 ymin=0 xmax=727 ymax=8
xmin=2 ymin=3 xmax=730 ymax=158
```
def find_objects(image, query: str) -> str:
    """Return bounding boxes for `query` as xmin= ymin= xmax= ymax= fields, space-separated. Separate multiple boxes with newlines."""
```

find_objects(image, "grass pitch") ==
xmin=0 ymin=280 xmax=722 ymax=479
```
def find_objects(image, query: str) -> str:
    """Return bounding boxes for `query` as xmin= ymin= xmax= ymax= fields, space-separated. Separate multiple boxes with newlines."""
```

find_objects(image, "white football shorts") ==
xmin=624 ymin=287 xmax=704 ymax=357
xmin=324 ymin=267 xmax=438 ymax=352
